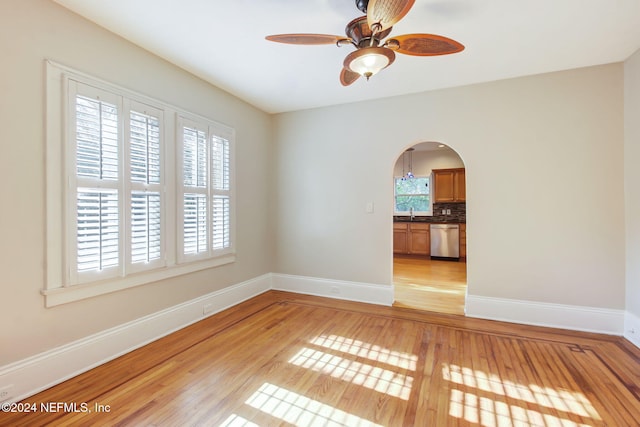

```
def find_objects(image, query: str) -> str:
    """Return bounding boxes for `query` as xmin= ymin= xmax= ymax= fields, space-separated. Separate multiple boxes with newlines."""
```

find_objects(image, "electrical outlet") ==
xmin=0 ymin=384 xmax=14 ymax=402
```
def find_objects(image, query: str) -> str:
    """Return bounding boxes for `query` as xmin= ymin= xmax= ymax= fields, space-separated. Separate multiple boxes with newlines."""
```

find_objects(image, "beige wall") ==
xmin=625 ymin=48 xmax=640 ymax=318
xmin=274 ymin=63 xmax=625 ymax=309
xmin=0 ymin=0 xmax=274 ymax=364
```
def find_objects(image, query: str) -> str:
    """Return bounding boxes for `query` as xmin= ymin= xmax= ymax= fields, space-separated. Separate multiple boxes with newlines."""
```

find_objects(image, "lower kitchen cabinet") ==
xmin=393 ymin=223 xmax=430 ymax=256
xmin=393 ymin=223 xmax=408 ymax=254
xmin=408 ymin=223 xmax=430 ymax=256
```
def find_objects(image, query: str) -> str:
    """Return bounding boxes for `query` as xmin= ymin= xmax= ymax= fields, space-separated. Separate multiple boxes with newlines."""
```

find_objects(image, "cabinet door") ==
xmin=434 ymin=170 xmax=455 ymax=202
xmin=434 ymin=168 xmax=465 ymax=202
xmin=408 ymin=224 xmax=430 ymax=255
xmin=454 ymin=169 xmax=466 ymax=202
xmin=393 ymin=224 xmax=408 ymax=254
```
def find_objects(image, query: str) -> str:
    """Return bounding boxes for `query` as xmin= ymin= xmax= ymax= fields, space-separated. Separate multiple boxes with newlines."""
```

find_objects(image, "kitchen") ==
xmin=392 ymin=142 xmax=467 ymax=314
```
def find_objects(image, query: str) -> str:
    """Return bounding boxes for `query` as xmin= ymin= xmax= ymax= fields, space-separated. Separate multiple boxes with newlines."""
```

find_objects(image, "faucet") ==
xmin=409 ymin=207 xmax=414 ymax=221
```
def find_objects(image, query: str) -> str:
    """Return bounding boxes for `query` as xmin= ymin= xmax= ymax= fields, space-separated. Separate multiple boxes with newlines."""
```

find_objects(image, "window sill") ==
xmin=41 ymin=254 xmax=235 ymax=307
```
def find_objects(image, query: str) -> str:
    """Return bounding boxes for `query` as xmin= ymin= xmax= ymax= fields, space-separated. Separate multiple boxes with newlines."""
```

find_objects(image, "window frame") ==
xmin=177 ymin=116 xmax=235 ymax=264
xmin=44 ymin=60 xmax=236 ymax=307
xmin=393 ymin=175 xmax=433 ymax=216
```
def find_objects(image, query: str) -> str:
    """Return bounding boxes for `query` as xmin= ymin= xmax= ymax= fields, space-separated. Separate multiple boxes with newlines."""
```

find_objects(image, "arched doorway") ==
xmin=391 ymin=141 xmax=467 ymax=314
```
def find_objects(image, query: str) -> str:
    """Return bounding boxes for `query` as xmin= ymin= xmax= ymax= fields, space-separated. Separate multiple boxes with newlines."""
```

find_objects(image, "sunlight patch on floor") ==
xmin=444 ymin=364 xmax=601 ymax=426
xmin=243 ymin=383 xmax=383 ymax=427
xmin=310 ymin=334 xmax=418 ymax=370
xmin=220 ymin=414 xmax=260 ymax=427
xmin=289 ymin=347 xmax=414 ymax=400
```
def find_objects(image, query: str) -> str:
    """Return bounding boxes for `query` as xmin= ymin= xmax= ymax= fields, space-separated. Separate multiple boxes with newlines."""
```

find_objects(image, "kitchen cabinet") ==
xmin=459 ymin=223 xmax=466 ymax=261
xmin=433 ymin=168 xmax=466 ymax=202
xmin=408 ymin=223 xmax=430 ymax=255
xmin=393 ymin=222 xmax=430 ymax=256
xmin=393 ymin=223 xmax=408 ymax=254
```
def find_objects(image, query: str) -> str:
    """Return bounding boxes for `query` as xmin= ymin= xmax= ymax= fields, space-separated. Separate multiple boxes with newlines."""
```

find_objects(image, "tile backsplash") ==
xmin=394 ymin=202 xmax=466 ymax=223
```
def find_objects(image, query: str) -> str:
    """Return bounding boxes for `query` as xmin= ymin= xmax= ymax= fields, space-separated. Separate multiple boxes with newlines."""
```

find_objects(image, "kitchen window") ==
xmin=394 ymin=176 xmax=432 ymax=216
xmin=44 ymin=61 xmax=235 ymax=307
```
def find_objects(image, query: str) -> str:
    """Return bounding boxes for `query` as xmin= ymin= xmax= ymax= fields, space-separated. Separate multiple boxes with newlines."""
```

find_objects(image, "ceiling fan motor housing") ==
xmin=345 ymin=16 xmax=391 ymax=48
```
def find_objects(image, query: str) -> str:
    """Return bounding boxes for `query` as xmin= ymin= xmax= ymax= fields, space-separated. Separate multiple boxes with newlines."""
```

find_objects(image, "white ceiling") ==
xmin=52 ymin=0 xmax=640 ymax=114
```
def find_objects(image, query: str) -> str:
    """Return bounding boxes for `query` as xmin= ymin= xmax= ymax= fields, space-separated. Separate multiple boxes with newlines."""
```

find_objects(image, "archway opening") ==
xmin=391 ymin=141 xmax=467 ymax=315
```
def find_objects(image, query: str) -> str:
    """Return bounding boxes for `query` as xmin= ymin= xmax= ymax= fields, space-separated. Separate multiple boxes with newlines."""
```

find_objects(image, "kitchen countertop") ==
xmin=393 ymin=217 xmax=465 ymax=224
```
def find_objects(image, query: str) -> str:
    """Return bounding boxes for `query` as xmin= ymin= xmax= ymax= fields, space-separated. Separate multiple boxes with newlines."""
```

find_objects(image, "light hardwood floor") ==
xmin=393 ymin=255 xmax=467 ymax=315
xmin=2 ymin=291 xmax=639 ymax=426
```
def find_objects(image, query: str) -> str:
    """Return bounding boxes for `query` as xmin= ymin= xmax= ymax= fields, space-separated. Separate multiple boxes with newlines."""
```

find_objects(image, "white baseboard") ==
xmin=272 ymin=273 xmax=394 ymax=307
xmin=624 ymin=311 xmax=640 ymax=349
xmin=466 ymin=294 xmax=625 ymax=335
xmin=0 ymin=274 xmax=272 ymax=404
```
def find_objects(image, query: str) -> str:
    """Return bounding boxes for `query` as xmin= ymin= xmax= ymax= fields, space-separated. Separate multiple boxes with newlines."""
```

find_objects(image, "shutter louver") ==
xmin=183 ymin=127 xmax=207 ymax=188
xmin=131 ymin=191 xmax=161 ymax=263
xmin=212 ymin=136 xmax=230 ymax=191
xmin=77 ymin=189 xmax=119 ymax=272
xmin=212 ymin=196 xmax=230 ymax=250
xmin=130 ymin=111 xmax=160 ymax=184
xmin=76 ymin=95 xmax=118 ymax=180
xmin=183 ymin=193 xmax=208 ymax=254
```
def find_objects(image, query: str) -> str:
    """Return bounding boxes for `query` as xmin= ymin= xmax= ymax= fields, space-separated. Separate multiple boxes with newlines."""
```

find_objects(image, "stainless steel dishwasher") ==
xmin=430 ymin=224 xmax=460 ymax=259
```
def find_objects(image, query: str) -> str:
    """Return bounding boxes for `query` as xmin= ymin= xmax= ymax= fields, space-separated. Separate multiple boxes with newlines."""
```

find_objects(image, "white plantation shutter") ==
xmin=130 ymin=110 xmax=161 ymax=184
xmin=181 ymin=123 xmax=209 ymax=258
xmin=128 ymin=105 xmax=164 ymax=270
xmin=75 ymin=95 xmax=119 ymax=180
xmin=76 ymin=188 xmax=119 ymax=272
xmin=183 ymin=126 xmax=208 ymax=188
xmin=212 ymin=136 xmax=231 ymax=251
xmin=131 ymin=191 xmax=161 ymax=263
xmin=212 ymin=196 xmax=230 ymax=250
xmin=179 ymin=118 xmax=234 ymax=261
xmin=71 ymin=85 xmax=122 ymax=283
xmin=67 ymin=81 xmax=167 ymax=285
xmin=183 ymin=193 xmax=208 ymax=254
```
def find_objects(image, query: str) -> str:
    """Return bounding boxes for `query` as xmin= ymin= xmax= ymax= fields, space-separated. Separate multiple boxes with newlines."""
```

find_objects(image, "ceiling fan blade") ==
xmin=367 ymin=0 xmax=415 ymax=32
xmin=340 ymin=68 xmax=361 ymax=86
xmin=389 ymin=34 xmax=465 ymax=56
xmin=265 ymin=34 xmax=346 ymax=45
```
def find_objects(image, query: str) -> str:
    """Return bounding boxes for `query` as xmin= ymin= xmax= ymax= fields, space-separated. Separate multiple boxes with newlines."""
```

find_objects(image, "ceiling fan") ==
xmin=265 ymin=0 xmax=464 ymax=86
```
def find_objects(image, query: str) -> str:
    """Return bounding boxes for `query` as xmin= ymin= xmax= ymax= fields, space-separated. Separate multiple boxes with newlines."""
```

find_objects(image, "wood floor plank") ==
xmin=1 ymin=291 xmax=639 ymax=426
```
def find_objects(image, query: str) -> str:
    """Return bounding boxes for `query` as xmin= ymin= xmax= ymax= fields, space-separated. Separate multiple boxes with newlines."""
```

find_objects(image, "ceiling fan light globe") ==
xmin=344 ymin=47 xmax=395 ymax=79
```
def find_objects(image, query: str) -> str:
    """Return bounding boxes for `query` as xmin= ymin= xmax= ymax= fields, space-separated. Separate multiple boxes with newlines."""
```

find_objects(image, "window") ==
xmin=67 ymin=80 xmax=167 ymax=285
xmin=44 ymin=61 xmax=235 ymax=306
xmin=178 ymin=117 xmax=233 ymax=262
xmin=394 ymin=176 xmax=432 ymax=216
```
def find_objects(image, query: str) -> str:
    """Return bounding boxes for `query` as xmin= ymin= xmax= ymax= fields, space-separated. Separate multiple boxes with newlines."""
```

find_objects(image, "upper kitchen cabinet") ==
xmin=433 ymin=168 xmax=466 ymax=202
